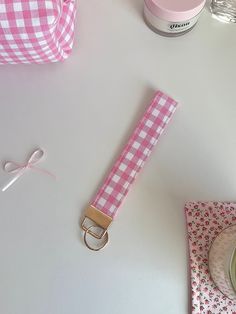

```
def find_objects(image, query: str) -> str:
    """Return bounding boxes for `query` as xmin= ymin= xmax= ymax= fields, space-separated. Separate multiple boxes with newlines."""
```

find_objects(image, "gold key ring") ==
xmin=83 ymin=225 xmax=109 ymax=251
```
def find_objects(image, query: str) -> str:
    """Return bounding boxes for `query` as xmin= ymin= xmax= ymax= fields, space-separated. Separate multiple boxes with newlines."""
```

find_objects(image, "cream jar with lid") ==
xmin=144 ymin=0 xmax=206 ymax=36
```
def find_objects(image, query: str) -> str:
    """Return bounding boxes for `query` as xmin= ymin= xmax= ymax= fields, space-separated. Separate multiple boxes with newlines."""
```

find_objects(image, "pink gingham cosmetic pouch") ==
xmin=0 ymin=0 xmax=76 ymax=64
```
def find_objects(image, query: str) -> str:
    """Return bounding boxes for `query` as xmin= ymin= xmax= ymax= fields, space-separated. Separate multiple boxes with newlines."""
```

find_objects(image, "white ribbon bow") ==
xmin=2 ymin=148 xmax=55 ymax=192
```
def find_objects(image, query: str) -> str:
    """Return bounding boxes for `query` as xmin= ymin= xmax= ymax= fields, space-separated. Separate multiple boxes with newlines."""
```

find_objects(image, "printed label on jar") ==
xmin=144 ymin=5 xmax=200 ymax=34
xmin=169 ymin=22 xmax=191 ymax=32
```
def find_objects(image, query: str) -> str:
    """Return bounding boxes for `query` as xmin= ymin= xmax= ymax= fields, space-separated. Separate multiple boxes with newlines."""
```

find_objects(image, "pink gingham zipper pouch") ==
xmin=0 ymin=0 xmax=76 ymax=64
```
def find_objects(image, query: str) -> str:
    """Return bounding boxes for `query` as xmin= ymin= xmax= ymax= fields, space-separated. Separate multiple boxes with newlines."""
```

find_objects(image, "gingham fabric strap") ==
xmin=91 ymin=91 xmax=178 ymax=218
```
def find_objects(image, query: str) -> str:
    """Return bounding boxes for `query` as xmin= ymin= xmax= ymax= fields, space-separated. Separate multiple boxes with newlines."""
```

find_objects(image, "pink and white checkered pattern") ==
xmin=91 ymin=91 xmax=178 ymax=218
xmin=0 ymin=0 xmax=76 ymax=64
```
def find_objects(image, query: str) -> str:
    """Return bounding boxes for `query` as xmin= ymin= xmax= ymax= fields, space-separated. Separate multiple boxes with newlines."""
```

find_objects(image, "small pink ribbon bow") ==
xmin=2 ymin=148 xmax=55 ymax=192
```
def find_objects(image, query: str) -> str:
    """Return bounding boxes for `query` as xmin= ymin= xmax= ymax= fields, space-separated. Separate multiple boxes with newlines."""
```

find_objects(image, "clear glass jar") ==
xmin=211 ymin=0 xmax=236 ymax=23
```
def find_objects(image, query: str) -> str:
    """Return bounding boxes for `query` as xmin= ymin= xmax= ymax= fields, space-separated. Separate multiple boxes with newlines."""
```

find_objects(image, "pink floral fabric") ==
xmin=185 ymin=201 xmax=236 ymax=314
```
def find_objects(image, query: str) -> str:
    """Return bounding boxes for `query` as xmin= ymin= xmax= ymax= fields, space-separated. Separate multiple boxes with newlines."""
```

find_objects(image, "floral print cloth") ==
xmin=185 ymin=201 xmax=236 ymax=314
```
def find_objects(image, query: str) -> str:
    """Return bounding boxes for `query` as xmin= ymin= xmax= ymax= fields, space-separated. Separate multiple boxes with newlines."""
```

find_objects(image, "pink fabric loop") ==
xmin=2 ymin=148 xmax=55 ymax=192
xmin=91 ymin=91 xmax=178 ymax=218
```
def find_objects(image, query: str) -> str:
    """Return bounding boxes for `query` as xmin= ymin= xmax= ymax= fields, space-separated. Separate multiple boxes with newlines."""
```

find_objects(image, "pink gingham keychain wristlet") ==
xmin=81 ymin=91 xmax=178 ymax=251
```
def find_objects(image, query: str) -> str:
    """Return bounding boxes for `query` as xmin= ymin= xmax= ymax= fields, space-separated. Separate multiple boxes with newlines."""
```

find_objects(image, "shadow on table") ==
xmin=120 ymin=0 xmax=144 ymax=18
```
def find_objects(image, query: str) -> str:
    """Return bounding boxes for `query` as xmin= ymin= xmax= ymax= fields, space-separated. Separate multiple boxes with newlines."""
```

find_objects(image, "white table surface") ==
xmin=0 ymin=1 xmax=236 ymax=314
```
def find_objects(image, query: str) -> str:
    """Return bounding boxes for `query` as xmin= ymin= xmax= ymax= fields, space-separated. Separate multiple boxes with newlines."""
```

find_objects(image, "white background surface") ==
xmin=0 ymin=1 xmax=236 ymax=314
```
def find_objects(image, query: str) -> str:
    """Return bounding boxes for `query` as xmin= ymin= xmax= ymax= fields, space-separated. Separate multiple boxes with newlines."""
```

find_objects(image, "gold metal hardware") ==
xmin=83 ymin=226 xmax=109 ymax=251
xmin=81 ymin=205 xmax=112 ymax=250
